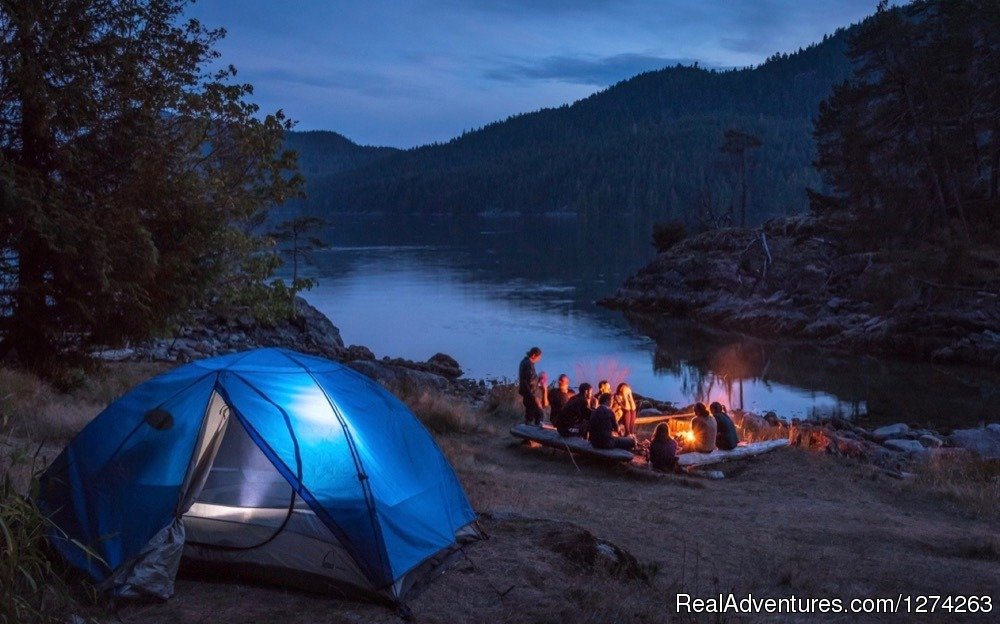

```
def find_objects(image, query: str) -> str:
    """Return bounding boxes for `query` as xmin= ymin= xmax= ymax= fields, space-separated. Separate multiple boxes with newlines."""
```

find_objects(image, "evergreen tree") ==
xmin=0 ymin=0 xmax=301 ymax=374
xmin=811 ymin=0 xmax=999 ymax=245
xmin=271 ymin=216 xmax=327 ymax=309
xmin=720 ymin=128 xmax=763 ymax=227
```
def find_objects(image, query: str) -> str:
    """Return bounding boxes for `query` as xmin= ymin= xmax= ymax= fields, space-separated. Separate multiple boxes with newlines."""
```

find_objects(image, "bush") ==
xmin=1 ymin=465 xmax=101 ymax=623
xmin=651 ymin=220 xmax=687 ymax=252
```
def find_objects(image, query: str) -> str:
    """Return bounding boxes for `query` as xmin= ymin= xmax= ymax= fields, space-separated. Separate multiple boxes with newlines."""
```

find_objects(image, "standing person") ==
xmin=548 ymin=374 xmax=575 ymax=426
xmin=649 ymin=422 xmax=679 ymax=471
xmin=710 ymin=402 xmax=740 ymax=451
xmin=613 ymin=383 xmax=637 ymax=436
xmin=690 ymin=402 xmax=717 ymax=453
xmin=555 ymin=382 xmax=592 ymax=438
xmin=589 ymin=393 xmax=636 ymax=451
xmin=518 ymin=347 xmax=544 ymax=426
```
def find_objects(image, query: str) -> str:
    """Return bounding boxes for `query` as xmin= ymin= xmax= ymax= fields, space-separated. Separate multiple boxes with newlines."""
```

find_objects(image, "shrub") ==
xmin=1 ymin=463 xmax=101 ymax=623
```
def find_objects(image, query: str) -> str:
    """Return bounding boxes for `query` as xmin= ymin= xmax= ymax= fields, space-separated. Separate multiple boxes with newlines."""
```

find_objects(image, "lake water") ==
xmin=294 ymin=214 xmax=998 ymax=429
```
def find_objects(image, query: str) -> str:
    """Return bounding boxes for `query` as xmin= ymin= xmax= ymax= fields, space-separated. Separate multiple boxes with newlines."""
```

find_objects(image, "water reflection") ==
xmin=292 ymin=213 xmax=998 ymax=429
xmin=629 ymin=313 xmax=997 ymax=429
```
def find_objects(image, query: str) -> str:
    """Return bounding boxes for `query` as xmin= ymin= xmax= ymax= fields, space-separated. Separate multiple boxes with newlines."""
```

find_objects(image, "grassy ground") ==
xmin=2 ymin=364 xmax=997 ymax=623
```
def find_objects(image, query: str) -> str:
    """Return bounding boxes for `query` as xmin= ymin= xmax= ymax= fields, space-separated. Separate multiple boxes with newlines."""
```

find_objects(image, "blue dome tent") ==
xmin=38 ymin=348 xmax=482 ymax=605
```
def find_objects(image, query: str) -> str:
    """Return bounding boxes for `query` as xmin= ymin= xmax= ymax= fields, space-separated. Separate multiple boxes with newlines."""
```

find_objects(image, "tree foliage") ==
xmin=0 ymin=0 xmax=301 ymax=373
xmin=271 ymin=215 xmax=327 ymax=308
xmin=810 ymin=0 xmax=1000 ymax=246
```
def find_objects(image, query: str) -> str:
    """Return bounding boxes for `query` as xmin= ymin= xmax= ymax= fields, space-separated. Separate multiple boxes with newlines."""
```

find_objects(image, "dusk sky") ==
xmin=187 ymin=1 xmax=881 ymax=148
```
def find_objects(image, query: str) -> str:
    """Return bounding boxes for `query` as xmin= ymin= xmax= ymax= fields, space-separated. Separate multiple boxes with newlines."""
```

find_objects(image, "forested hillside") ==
xmin=290 ymin=27 xmax=854 ymax=224
xmin=283 ymin=131 xmax=397 ymax=180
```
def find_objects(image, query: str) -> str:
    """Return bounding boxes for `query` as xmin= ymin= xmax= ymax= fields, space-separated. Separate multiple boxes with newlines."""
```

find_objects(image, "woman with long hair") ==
xmin=613 ymin=382 xmax=637 ymax=436
xmin=649 ymin=422 xmax=678 ymax=471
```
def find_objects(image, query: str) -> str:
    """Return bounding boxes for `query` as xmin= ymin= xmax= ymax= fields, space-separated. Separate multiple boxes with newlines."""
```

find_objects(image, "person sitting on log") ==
xmin=690 ymin=402 xmax=717 ymax=453
xmin=548 ymin=374 xmax=575 ymax=426
xmin=649 ymin=422 xmax=679 ymax=471
xmin=612 ymin=382 xmax=637 ymax=436
xmin=589 ymin=392 xmax=636 ymax=451
xmin=554 ymin=382 xmax=592 ymax=438
xmin=710 ymin=401 xmax=740 ymax=451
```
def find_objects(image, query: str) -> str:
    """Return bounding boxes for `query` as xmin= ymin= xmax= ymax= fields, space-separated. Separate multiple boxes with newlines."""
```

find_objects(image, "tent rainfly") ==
xmin=37 ymin=348 xmax=482 ymax=606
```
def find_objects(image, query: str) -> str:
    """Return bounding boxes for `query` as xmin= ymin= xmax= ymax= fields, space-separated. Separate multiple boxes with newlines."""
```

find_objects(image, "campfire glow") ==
xmin=667 ymin=416 xmax=696 ymax=443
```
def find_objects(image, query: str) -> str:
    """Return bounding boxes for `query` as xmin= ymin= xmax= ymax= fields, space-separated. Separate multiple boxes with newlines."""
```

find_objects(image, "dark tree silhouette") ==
xmin=0 ymin=0 xmax=301 ymax=374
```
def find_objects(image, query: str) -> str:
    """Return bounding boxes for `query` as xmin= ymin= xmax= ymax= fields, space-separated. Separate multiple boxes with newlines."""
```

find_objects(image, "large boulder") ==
xmin=426 ymin=353 xmax=463 ymax=379
xmin=347 ymin=360 xmax=450 ymax=392
xmin=872 ymin=423 xmax=909 ymax=439
xmin=946 ymin=426 xmax=1000 ymax=459
xmin=883 ymin=439 xmax=924 ymax=453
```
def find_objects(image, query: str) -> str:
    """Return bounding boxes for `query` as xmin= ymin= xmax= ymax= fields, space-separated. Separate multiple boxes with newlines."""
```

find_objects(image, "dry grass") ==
xmin=404 ymin=391 xmax=487 ymax=435
xmin=912 ymin=452 xmax=1000 ymax=520
xmin=731 ymin=411 xmax=789 ymax=443
xmin=479 ymin=384 xmax=522 ymax=425
xmin=0 ymin=363 xmax=167 ymax=443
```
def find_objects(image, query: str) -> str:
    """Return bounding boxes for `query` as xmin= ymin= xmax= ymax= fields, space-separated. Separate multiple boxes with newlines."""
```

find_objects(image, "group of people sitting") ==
xmin=648 ymin=401 xmax=740 ymax=471
xmin=518 ymin=346 xmax=741 ymax=472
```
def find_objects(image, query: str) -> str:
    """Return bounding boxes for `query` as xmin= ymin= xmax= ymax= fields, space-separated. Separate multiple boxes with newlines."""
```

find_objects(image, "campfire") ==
xmin=667 ymin=416 xmax=696 ymax=443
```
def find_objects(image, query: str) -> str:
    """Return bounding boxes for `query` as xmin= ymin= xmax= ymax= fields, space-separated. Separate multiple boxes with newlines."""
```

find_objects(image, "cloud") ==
xmin=484 ymin=52 xmax=712 ymax=86
xmin=248 ymin=67 xmax=431 ymax=100
xmin=462 ymin=0 xmax=626 ymax=14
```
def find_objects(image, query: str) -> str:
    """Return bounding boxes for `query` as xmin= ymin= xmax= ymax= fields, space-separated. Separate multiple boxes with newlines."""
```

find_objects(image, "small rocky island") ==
xmin=603 ymin=215 xmax=1000 ymax=368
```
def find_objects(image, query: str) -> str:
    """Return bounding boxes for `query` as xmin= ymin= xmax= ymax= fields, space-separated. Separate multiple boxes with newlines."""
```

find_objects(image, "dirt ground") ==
xmin=113 ymin=429 xmax=998 ymax=624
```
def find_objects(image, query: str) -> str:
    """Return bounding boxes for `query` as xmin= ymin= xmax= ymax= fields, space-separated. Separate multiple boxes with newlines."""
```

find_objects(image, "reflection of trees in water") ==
xmin=629 ymin=311 xmax=997 ymax=427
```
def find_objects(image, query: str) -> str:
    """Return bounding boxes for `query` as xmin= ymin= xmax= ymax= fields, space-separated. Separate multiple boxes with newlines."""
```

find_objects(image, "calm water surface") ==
xmin=295 ymin=214 xmax=998 ymax=428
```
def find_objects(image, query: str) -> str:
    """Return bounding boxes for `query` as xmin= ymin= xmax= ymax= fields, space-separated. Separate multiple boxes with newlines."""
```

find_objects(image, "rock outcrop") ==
xmin=604 ymin=216 xmax=1000 ymax=368
xmin=100 ymin=296 xmax=483 ymax=399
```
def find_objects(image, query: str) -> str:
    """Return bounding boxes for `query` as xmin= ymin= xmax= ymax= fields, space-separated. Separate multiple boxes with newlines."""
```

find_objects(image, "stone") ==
xmin=883 ymin=439 xmax=924 ymax=453
xmin=639 ymin=408 xmax=662 ymax=416
xmin=292 ymin=296 xmax=344 ymax=349
xmin=344 ymin=344 xmax=375 ymax=361
xmin=872 ymin=423 xmax=909 ymax=439
xmin=92 ymin=347 xmax=135 ymax=361
xmin=918 ymin=434 xmax=943 ymax=448
xmin=426 ymin=352 xmax=463 ymax=379
xmin=946 ymin=427 xmax=1000 ymax=460
xmin=346 ymin=360 xmax=450 ymax=392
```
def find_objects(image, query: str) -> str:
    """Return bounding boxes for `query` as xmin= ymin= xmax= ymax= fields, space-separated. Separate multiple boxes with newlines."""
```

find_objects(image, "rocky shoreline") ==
xmin=94 ymin=294 xmax=999 ymax=469
xmin=602 ymin=216 xmax=1000 ymax=368
xmin=93 ymin=296 xmax=492 ymax=402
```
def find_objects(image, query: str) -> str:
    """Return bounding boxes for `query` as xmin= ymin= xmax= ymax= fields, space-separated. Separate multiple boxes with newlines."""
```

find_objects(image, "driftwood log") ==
xmin=509 ymin=424 xmax=635 ymax=462
xmin=634 ymin=412 xmax=694 ymax=426
xmin=677 ymin=439 xmax=789 ymax=467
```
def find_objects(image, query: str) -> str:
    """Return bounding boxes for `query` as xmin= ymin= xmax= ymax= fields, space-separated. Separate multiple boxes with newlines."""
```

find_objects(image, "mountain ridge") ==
xmin=286 ymin=24 xmax=861 ymax=223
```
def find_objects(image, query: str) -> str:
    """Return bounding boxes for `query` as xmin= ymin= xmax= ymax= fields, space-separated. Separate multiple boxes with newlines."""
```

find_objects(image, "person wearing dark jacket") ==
xmin=589 ymin=393 xmax=635 ymax=451
xmin=548 ymin=374 xmax=575 ymax=426
xmin=555 ymin=383 xmax=591 ymax=438
xmin=710 ymin=402 xmax=740 ymax=451
xmin=518 ymin=347 xmax=543 ymax=426
xmin=649 ymin=422 xmax=679 ymax=471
